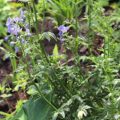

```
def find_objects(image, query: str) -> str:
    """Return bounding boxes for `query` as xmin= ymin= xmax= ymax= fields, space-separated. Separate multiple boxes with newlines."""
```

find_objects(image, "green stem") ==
xmin=32 ymin=0 xmax=39 ymax=33
xmin=74 ymin=2 xmax=79 ymax=55
xmin=20 ymin=41 xmax=31 ymax=79
xmin=87 ymin=0 xmax=93 ymax=46
xmin=31 ymin=0 xmax=72 ymax=98
xmin=34 ymin=83 xmax=58 ymax=111
xmin=32 ymin=0 xmax=50 ymax=64
xmin=42 ymin=0 xmax=46 ymax=33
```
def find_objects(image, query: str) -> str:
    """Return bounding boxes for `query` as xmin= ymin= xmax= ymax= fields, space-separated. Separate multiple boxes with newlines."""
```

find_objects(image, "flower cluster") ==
xmin=6 ymin=10 xmax=31 ymax=37
xmin=58 ymin=25 xmax=69 ymax=42
xmin=6 ymin=18 xmax=21 ymax=36
xmin=5 ymin=9 xmax=31 ymax=53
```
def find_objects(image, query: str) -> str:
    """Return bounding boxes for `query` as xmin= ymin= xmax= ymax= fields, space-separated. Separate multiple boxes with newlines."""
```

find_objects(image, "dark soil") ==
xmin=0 ymin=59 xmax=11 ymax=83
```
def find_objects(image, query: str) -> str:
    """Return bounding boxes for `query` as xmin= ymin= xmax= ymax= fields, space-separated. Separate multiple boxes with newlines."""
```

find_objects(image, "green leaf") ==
xmin=53 ymin=44 xmax=59 ymax=57
xmin=23 ymin=97 xmax=52 ymax=120
xmin=7 ymin=96 xmax=53 ymax=120
xmin=40 ymin=32 xmax=56 ymax=41
xmin=52 ymin=44 xmax=64 ymax=61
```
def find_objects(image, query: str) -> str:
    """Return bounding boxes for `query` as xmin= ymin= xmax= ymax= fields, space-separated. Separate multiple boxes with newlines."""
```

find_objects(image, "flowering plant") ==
xmin=0 ymin=0 xmax=120 ymax=120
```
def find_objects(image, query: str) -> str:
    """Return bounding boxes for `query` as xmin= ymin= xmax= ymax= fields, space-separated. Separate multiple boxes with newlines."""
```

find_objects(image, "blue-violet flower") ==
xmin=58 ymin=25 xmax=69 ymax=42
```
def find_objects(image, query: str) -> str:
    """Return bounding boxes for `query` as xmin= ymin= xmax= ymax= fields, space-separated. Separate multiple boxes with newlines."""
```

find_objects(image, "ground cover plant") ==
xmin=0 ymin=0 xmax=120 ymax=120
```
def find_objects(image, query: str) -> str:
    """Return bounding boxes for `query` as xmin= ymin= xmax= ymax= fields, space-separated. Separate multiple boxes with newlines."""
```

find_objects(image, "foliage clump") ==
xmin=0 ymin=0 xmax=120 ymax=120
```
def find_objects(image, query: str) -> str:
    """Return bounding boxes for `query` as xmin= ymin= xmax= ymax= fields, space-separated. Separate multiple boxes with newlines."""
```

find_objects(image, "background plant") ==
xmin=0 ymin=0 xmax=120 ymax=120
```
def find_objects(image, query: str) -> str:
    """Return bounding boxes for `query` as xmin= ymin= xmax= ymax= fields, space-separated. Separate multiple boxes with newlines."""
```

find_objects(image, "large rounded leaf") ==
xmin=23 ymin=97 xmax=53 ymax=120
xmin=7 ymin=97 xmax=53 ymax=120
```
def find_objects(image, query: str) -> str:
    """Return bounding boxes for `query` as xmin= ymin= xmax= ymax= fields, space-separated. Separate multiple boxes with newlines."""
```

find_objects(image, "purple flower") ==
xmin=15 ymin=47 xmax=19 ymax=53
xmin=58 ymin=25 xmax=69 ymax=42
xmin=20 ymin=9 xmax=25 ymax=18
xmin=7 ymin=24 xmax=21 ymax=36
xmin=25 ymin=24 xmax=30 ymax=29
xmin=6 ymin=18 xmax=13 ymax=27
xmin=20 ymin=9 xmax=26 ymax=22
xmin=25 ymin=28 xmax=31 ymax=36
xmin=4 ymin=36 xmax=9 ymax=41
xmin=58 ymin=25 xmax=69 ymax=33
xmin=14 ymin=17 xmax=20 ymax=23
xmin=5 ymin=10 xmax=30 ymax=54
xmin=6 ymin=17 xmax=22 ymax=36
xmin=21 ymin=38 xmax=25 ymax=43
xmin=6 ymin=9 xmax=31 ymax=38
